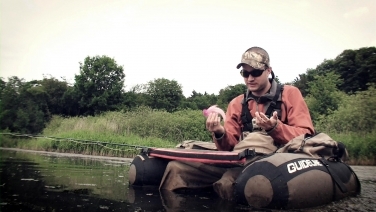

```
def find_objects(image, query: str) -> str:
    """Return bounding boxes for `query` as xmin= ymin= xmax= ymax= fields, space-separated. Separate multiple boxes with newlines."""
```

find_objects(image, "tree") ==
xmin=39 ymin=75 xmax=69 ymax=115
xmin=305 ymin=72 xmax=343 ymax=123
xmin=74 ymin=55 xmax=125 ymax=115
xmin=292 ymin=73 xmax=308 ymax=97
xmin=182 ymin=91 xmax=218 ymax=110
xmin=273 ymin=75 xmax=281 ymax=84
xmin=0 ymin=77 xmax=51 ymax=134
xmin=122 ymin=84 xmax=149 ymax=110
xmin=315 ymin=83 xmax=376 ymax=133
xmin=145 ymin=78 xmax=184 ymax=112
xmin=292 ymin=47 xmax=376 ymax=96
xmin=292 ymin=59 xmax=335 ymax=97
xmin=0 ymin=78 xmax=5 ymax=99
xmin=0 ymin=76 xmax=24 ymax=131
xmin=62 ymin=86 xmax=80 ymax=116
xmin=218 ymin=84 xmax=247 ymax=109
xmin=17 ymin=84 xmax=51 ymax=133
xmin=333 ymin=47 xmax=376 ymax=93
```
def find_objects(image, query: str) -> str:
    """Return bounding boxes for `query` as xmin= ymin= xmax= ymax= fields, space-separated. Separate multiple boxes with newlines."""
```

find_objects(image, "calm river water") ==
xmin=0 ymin=148 xmax=375 ymax=212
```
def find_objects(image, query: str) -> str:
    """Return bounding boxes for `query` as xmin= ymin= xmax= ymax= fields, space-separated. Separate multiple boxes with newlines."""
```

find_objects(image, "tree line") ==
xmin=1 ymin=47 xmax=375 ymax=134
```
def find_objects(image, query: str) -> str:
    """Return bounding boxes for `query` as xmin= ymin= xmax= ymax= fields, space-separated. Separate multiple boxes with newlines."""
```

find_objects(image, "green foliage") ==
xmin=0 ymin=77 xmax=51 ymax=134
xmin=0 ymin=77 xmax=5 ymax=99
xmin=39 ymin=75 xmax=69 ymax=115
xmin=61 ymin=86 xmax=80 ymax=116
xmin=329 ymin=131 xmax=376 ymax=164
xmin=292 ymin=59 xmax=335 ymax=97
xmin=315 ymin=84 xmax=376 ymax=133
xmin=0 ymin=77 xmax=21 ymax=131
xmin=181 ymin=90 xmax=218 ymax=110
xmin=1 ymin=47 xmax=376 ymax=163
xmin=1 ymin=107 xmax=211 ymax=157
xmin=2 ymin=104 xmax=375 ymax=163
xmin=75 ymin=55 xmax=125 ymax=115
xmin=122 ymin=106 xmax=210 ymax=142
xmin=310 ymin=84 xmax=376 ymax=164
xmin=305 ymin=72 xmax=343 ymax=122
xmin=121 ymin=84 xmax=149 ymax=110
xmin=217 ymin=84 xmax=246 ymax=109
xmin=292 ymin=47 xmax=376 ymax=95
xmin=273 ymin=75 xmax=281 ymax=84
xmin=145 ymin=78 xmax=184 ymax=112
xmin=292 ymin=73 xmax=309 ymax=97
xmin=334 ymin=47 xmax=376 ymax=93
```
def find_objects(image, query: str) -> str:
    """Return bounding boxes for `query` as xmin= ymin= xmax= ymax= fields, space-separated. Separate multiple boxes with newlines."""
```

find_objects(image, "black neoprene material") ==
xmin=234 ymin=156 xmax=357 ymax=209
xmin=234 ymin=161 xmax=289 ymax=209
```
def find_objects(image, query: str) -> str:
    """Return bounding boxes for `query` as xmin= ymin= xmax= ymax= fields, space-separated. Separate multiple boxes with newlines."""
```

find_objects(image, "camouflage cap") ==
xmin=236 ymin=47 xmax=270 ymax=70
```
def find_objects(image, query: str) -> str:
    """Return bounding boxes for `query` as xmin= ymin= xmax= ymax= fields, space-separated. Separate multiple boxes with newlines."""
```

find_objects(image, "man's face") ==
xmin=241 ymin=64 xmax=271 ymax=95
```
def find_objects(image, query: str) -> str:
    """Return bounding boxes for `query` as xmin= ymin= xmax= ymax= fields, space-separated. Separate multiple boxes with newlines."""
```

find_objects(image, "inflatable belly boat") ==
xmin=128 ymin=147 xmax=360 ymax=210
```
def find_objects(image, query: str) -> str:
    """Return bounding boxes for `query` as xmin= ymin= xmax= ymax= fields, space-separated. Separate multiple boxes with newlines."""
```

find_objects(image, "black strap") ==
xmin=241 ymin=93 xmax=254 ymax=132
xmin=241 ymin=84 xmax=284 ymax=132
xmin=238 ymin=148 xmax=258 ymax=158
xmin=319 ymin=158 xmax=348 ymax=194
xmin=265 ymin=84 xmax=283 ymax=117
xmin=343 ymin=163 xmax=362 ymax=194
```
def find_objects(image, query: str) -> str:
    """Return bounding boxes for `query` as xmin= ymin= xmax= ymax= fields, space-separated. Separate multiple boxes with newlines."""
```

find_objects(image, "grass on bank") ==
xmin=0 ymin=132 xmax=174 ymax=158
xmin=329 ymin=132 xmax=376 ymax=165
xmin=0 ymin=106 xmax=375 ymax=164
xmin=0 ymin=107 xmax=210 ymax=158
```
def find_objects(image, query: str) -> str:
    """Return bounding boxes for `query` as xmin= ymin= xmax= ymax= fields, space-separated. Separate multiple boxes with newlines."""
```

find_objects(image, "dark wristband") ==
xmin=214 ymin=132 xmax=225 ymax=140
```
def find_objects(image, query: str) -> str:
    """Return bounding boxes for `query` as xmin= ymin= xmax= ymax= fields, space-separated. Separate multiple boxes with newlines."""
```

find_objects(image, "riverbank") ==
xmin=1 ymin=109 xmax=375 ymax=165
xmin=0 ymin=147 xmax=133 ymax=162
xmin=1 ymin=133 xmax=375 ymax=165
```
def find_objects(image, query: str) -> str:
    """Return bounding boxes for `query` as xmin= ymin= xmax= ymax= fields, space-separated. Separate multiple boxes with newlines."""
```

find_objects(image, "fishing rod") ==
xmin=0 ymin=132 xmax=149 ymax=152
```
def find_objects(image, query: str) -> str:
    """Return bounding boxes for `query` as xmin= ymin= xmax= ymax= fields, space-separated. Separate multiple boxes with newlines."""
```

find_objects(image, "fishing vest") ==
xmin=240 ymin=81 xmax=284 ymax=133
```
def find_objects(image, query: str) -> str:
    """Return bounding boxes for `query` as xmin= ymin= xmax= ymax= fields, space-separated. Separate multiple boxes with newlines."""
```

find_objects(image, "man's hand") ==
xmin=255 ymin=111 xmax=278 ymax=131
xmin=205 ymin=112 xmax=225 ymax=134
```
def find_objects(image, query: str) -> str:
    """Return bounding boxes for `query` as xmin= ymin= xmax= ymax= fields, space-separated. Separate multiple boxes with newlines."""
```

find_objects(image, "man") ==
xmin=159 ymin=46 xmax=315 ymax=200
xmin=207 ymin=46 xmax=314 ymax=152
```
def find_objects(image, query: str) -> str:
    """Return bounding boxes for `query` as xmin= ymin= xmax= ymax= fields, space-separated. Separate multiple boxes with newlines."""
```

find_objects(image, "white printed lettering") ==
xmin=286 ymin=159 xmax=323 ymax=174
xmin=287 ymin=163 xmax=296 ymax=173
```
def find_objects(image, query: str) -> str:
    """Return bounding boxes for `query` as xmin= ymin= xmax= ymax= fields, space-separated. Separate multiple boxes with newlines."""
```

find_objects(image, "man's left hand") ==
xmin=255 ymin=111 xmax=278 ymax=131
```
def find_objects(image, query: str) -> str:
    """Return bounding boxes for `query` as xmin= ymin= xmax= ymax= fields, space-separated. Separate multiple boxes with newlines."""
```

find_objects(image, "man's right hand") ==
xmin=205 ymin=112 xmax=225 ymax=134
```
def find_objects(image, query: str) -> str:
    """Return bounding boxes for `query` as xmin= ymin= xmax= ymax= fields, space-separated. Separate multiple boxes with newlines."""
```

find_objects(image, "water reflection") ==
xmin=0 ymin=150 xmax=131 ymax=211
xmin=1 ymin=149 xmax=375 ymax=212
xmin=128 ymin=186 xmax=242 ymax=212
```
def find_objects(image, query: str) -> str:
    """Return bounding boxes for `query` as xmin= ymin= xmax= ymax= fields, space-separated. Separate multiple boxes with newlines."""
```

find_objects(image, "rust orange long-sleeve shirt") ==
xmin=214 ymin=83 xmax=315 ymax=151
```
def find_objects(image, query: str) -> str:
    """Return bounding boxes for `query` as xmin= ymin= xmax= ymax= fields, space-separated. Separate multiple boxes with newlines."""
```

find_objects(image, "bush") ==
xmin=315 ymin=84 xmax=376 ymax=133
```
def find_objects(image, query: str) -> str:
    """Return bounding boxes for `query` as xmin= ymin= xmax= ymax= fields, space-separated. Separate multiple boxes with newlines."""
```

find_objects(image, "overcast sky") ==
xmin=1 ymin=0 xmax=375 ymax=97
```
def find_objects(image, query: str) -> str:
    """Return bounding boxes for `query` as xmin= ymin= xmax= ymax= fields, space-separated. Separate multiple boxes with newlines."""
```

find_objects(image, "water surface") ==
xmin=0 ymin=149 xmax=375 ymax=211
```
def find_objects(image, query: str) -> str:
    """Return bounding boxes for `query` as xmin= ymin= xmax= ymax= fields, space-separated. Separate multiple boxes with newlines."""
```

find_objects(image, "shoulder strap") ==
xmin=241 ymin=93 xmax=254 ymax=132
xmin=241 ymin=84 xmax=284 ymax=132
xmin=265 ymin=84 xmax=284 ymax=118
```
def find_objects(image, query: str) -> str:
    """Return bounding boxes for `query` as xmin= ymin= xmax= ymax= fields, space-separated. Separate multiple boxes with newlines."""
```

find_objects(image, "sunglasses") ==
xmin=240 ymin=69 xmax=265 ymax=78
